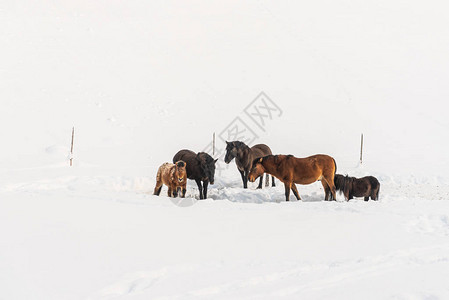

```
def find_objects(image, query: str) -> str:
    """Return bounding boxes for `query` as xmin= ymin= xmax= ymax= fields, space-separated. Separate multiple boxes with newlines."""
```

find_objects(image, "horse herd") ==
xmin=153 ymin=141 xmax=380 ymax=202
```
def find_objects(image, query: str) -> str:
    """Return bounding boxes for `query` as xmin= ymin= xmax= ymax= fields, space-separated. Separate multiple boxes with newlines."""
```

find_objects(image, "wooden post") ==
xmin=70 ymin=127 xmax=75 ymax=166
xmin=360 ymin=133 xmax=363 ymax=165
xmin=213 ymin=132 xmax=215 ymax=156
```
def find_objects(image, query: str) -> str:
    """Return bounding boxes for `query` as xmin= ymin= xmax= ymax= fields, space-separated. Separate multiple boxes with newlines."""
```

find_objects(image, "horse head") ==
xmin=224 ymin=141 xmax=237 ymax=164
xmin=224 ymin=141 xmax=248 ymax=164
xmin=248 ymin=157 xmax=265 ymax=182
xmin=334 ymin=174 xmax=345 ymax=192
xmin=174 ymin=160 xmax=187 ymax=184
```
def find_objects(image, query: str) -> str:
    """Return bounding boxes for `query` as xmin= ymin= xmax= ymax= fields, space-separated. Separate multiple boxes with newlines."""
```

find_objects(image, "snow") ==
xmin=1 ymin=1 xmax=449 ymax=299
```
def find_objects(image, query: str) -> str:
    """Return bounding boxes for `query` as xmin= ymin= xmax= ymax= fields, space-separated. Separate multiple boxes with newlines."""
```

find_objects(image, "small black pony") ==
xmin=334 ymin=174 xmax=380 ymax=201
xmin=173 ymin=149 xmax=217 ymax=199
xmin=224 ymin=141 xmax=275 ymax=189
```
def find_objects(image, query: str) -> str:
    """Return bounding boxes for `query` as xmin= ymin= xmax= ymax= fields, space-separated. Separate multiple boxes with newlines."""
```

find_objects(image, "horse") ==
xmin=334 ymin=174 xmax=380 ymax=201
xmin=248 ymin=154 xmax=337 ymax=201
xmin=153 ymin=161 xmax=187 ymax=198
xmin=173 ymin=150 xmax=217 ymax=199
xmin=224 ymin=141 xmax=275 ymax=189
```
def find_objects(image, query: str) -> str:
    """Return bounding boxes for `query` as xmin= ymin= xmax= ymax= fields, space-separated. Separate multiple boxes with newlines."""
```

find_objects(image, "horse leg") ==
xmin=167 ymin=187 xmax=172 ymax=197
xmin=195 ymin=179 xmax=204 ymax=199
xmin=257 ymin=175 xmax=263 ymax=189
xmin=153 ymin=181 xmax=163 ymax=196
xmin=323 ymin=176 xmax=337 ymax=201
xmin=364 ymin=196 xmax=369 ymax=201
xmin=265 ymin=173 xmax=269 ymax=187
xmin=153 ymin=168 xmax=163 ymax=196
xmin=284 ymin=182 xmax=291 ymax=201
xmin=272 ymin=175 xmax=276 ymax=187
xmin=181 ymin=186 xmax=187 ymax=198
xmin=291 ymin=183 xmax=301 ymax=201
xmin=239 ymin=170 xmax=246 ymax=189
xmin=202 ymin=181 xmax=209 ymax=199
xmin=321 ymin=180 xmax=331 ymax=201
xmin=243 ymin=170 xmax=249 ymax=189
xmin=171 ymin=184 xmax=178 ymax=198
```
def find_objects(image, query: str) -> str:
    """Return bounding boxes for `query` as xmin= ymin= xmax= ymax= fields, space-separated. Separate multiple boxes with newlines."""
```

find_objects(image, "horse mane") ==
xmin=334 ymin=174 xmax=345 ymax=192
xmin=197 ymin=152 xmax=215 ymax=166
xmin=253 ymin=154 xmax=291 ymax=166
xmin=252 ymin=155 xmax=270 ymax=166
xmin=342 ymin=175 xmax=355 ymax=194
xmin=233 ymin=141 xmax=250 ymax=150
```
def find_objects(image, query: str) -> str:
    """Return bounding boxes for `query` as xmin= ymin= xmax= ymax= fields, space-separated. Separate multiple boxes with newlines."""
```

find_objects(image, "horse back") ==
xmin=290 ymin=154 xmax=336 ymax=183
xmin=158 ymin=162 xmax=175 ymax=185
xmin=173 ymin=149 xmax=196 ymax=163
xmin=250 ymin=144 xmax=272 ymax=159
xmin=303 ymin=154 xmax=336 ymax=171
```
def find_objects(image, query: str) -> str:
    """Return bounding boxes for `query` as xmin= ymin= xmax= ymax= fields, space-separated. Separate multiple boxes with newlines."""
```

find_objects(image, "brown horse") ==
xmin=334 ymin=174 xmax=380 ymax=201
xmin=248 ymin=154 xmax=337 ymax=201
xmin=224 ymin=141 xmax=275 ymax=189
xmin=153 ymin=161 xmax=187 ymax=198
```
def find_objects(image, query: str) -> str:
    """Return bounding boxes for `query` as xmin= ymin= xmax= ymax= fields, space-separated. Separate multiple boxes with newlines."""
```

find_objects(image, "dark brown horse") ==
xmin=173 ymin=149 xmax=217 ymax=199
xmin=334 ymin=174 xmax=380 ymax=201
xmin=248 ymin=154 xmax=337 ymax=201
xmin=224 ymin=141 xmax=275 ymax=189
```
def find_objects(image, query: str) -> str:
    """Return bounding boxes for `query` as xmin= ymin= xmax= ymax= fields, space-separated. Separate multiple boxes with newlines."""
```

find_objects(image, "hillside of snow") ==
xmin=1 ymin=1 xmax=449 ymax=299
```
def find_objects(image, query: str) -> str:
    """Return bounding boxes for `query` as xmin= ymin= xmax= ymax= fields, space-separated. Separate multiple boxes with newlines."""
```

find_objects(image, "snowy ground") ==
xmin=2 ymin=1 xmax=449 ymax=299
xmin=1 ymin=165 xmax=449 ymax=300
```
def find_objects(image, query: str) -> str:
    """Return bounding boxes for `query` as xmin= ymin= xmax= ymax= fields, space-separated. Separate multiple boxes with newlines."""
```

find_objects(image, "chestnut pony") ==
xmin=248 ymin=154 xmax=337 ymax=201
xmin=153 ymin=161 xmax=187 ymax=198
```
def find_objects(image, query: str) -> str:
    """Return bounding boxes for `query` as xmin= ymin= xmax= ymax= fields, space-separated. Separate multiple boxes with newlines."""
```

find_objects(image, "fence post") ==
xmin=70 ymin=127 xmax=75 ymax=166
xmin=213 ymin=132 xmax=215 ymax=156
xmin=360 ymin=133 xmax=363 ymax=165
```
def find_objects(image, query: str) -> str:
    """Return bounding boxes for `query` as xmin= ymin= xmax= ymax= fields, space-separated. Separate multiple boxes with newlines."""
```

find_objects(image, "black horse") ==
xmin=173 ymin=149 xmax=217 ymax=199
xmin=224 ymin=141 xmax=275 ymax=189
xmin=334 ymin=174 xmax=380 ymax=201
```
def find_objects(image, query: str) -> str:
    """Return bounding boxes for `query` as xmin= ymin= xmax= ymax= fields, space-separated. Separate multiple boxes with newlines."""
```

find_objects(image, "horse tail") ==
xmin=332 ymin=157 xmax=337 ymax=176
xmin=343 ymin=175 xmax=351 ymax=201
xmin=330 ymin=157 xmax=337 ymax=200
xmin=369 ymin=176 xmax=380 ymax=200
xmin=156 ymin=166 xmax=162 ymax=183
